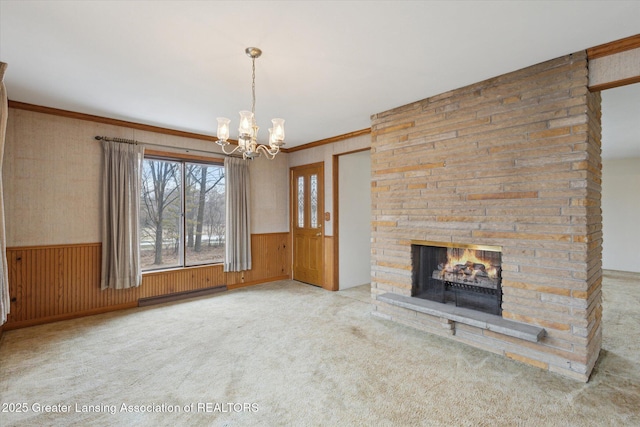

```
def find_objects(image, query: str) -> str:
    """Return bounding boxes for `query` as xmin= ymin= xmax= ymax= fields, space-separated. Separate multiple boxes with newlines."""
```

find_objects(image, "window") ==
xmin=139 ymin=156 xmax=225 ymax=271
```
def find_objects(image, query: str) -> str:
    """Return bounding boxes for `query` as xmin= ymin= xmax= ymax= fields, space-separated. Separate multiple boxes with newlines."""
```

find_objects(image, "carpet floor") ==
xmin=0 ymin=270 xmax=638 ymax=426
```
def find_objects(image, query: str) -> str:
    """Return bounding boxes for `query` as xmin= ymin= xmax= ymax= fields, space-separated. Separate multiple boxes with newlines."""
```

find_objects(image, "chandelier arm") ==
xmin=219 ymin=142 xmax=242 ymax=156
xmin=255 ymin=144 xmax=278 ymax=160
xmin=267 ymin=145 xmax=280 ymax=157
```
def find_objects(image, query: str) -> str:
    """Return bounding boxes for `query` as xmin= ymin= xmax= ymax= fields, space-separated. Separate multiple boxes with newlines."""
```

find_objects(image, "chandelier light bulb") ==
xmin=238 ymin=111 xmax=254 ymax=136
xmin=268 ymin=128 xmax=275 ymax=146
xmin=216 ymin=117 xmax=230 ymax=142
xmin=271 ymin=118 xmax=285 ymax=143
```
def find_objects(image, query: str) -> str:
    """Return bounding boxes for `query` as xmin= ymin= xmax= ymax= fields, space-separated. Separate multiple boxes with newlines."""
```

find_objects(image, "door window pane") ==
xmin=297 ymin=176 xmax=304 ymax=228
xmin=310 ymin=174 xmax=318 ymax=228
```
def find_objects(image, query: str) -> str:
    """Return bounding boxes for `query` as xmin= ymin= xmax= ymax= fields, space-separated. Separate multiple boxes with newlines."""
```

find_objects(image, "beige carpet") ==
xmin=0 ymin=271 xmax=638 ymax=426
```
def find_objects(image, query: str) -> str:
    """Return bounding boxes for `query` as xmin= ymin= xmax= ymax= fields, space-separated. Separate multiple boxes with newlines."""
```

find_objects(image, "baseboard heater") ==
xmin=138 ymin=285 xmax=227 ymax=307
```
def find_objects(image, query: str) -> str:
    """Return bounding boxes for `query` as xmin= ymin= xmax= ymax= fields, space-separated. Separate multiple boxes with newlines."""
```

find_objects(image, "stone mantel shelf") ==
xmin=377 ymin=293 xmax=546 ymax=343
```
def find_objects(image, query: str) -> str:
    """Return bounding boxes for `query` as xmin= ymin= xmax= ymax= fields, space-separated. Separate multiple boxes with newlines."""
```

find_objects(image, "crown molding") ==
xmin=284 ymin=128 xmax=371 ymax=153
xmin=7 ymin=100 xmax=225 ymax=143
xmin=587 ymin=33 xmax=640 ymax=59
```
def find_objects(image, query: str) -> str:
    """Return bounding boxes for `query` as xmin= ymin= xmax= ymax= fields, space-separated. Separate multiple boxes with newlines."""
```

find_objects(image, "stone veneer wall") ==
xmin=370 ymin=51 xmax=602 ymax=382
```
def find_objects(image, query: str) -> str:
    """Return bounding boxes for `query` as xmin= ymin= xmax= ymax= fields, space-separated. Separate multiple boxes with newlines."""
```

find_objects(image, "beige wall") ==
xmin=602 ymin=157 xmax=640 ymax=272
xmin=288 ymin=133 xmax=370 ymax=236
xmin=338 ymin=150 xmax=371 ymax=289
xmin=3 ymin=108 xmax=289 ymax=247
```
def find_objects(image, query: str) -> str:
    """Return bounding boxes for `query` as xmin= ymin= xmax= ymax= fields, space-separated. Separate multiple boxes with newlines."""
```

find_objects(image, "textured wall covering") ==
xmin=589 ymin=47 xmax=640 ymax=89
xmin=249 ymin=152 xmax=289 ymax=234
xmin=4 ymin=109 xmax=104 ymax=245
xmin=370 ymin=51 xmax=603 ymax=381
xmin=3 ymin=109 xmax=290 ymax=246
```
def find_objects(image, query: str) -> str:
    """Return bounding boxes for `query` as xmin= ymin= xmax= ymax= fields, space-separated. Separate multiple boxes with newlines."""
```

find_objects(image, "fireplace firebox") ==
xmin=411 ymin=241 xmax=502 ymax=315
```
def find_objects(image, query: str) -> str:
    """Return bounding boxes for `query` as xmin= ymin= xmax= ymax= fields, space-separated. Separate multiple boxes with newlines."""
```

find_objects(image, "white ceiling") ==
xmin=0 ymin=1 xmax=639 ymax=157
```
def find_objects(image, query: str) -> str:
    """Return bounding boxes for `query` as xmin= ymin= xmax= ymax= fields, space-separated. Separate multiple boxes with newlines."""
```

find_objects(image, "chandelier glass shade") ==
xmin=216 ymin=47 xmax=285 ymax=160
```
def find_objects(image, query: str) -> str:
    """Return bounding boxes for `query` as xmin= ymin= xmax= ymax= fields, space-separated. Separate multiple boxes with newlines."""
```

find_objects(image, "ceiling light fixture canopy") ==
xmin=216 ymin=47 xmax=285 ymax=160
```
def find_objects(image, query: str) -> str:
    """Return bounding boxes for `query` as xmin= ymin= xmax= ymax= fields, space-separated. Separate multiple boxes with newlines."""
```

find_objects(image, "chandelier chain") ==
xmin=251 ymin=57 xmax=256 ymax=116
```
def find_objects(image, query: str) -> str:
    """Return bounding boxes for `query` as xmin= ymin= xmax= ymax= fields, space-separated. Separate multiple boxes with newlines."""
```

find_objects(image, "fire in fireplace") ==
xmin=411 ymin=241 xmax=502 ymax=315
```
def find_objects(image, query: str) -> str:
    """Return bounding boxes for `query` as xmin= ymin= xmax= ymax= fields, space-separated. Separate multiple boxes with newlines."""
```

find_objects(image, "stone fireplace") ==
xmin=370 ymin=51 xmax=602 ymax=382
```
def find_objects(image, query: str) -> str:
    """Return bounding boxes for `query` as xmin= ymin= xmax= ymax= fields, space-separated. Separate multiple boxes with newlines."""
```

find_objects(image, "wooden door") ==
xmin=291 ymin=163 xmax=324 ymax=286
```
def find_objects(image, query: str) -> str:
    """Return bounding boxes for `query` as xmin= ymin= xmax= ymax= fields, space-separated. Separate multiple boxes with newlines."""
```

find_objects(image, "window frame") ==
xmin=140 ymin=149 xmax=226 ymax=273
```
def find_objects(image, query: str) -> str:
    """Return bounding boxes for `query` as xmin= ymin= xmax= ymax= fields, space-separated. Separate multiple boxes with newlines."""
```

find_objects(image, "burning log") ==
xmin=432 ymin=269 xmax=498 ymax=290
xmin=434 ymin=262 xmax=500 ymax=290
xmin=438 ymin=262 xmax=491 ymax=275
xmin=432 ymin=248 xmax=501 ymax=289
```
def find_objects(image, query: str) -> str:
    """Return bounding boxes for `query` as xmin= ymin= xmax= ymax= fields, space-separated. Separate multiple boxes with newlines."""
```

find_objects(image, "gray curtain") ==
xmin=101 ymin=140 xmax=144 ymax=290
xmin=224 ymin=157 xmax=252 ymax=272
xmin=0 ymin=63 xmax=9 ymax=324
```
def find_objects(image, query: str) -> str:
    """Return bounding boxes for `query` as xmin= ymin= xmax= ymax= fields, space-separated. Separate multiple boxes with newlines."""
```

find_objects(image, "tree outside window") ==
xmin=140 ymin=157 xmax=225 ymax=271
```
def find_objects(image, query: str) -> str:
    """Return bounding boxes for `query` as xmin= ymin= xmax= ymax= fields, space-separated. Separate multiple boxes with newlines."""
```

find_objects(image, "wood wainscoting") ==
xmin=4 ymin=232 xmax=290 ymax=329
xmin=226 ymin=232 xmax=291 ymax=290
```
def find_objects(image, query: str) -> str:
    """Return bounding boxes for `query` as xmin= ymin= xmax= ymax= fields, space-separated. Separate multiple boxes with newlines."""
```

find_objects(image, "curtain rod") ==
xmin=94 ymin=136 xmax=236 ymax=158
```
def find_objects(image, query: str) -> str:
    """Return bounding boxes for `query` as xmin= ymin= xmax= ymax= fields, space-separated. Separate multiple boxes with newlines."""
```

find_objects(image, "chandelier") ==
xmin=216 ymin=47 xmax=285 ymax=160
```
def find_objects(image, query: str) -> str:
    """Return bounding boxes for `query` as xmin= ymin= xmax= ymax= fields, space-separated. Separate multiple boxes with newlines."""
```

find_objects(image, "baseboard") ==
xmin=2 ymin=302 xmax=139 ymax=331
xmin=138 ymin=285 xmax=227 ymax=307
xmin=227 ymin=275 xmax=290 ymax=290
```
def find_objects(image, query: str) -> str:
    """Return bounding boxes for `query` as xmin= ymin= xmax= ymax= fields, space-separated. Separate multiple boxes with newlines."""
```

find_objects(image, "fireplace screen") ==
xmin=411 ymin=242 xmax=502 ymax=315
